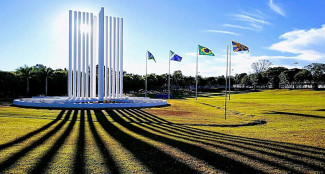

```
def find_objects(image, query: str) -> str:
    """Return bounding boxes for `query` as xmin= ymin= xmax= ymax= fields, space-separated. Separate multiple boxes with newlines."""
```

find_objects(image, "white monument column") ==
xmin=112 ymin=17 xmax=116 ymax=98
xmin=98 ymin=7 xmax=104 ymax=101
xmin=86 ymin=12 xmax=89 ymax=99
xmin=105 ymin=16 xmax=108 ymax=99
xmin=77 ymin=12 xmax=81 ymax=99
xmin=120 ymin=18 xmax=123 ymax=98
xmin=73 ymin=11 xmax=77 ymax=98
xmin=116 ymin=18 xmax=120 ymax=98
xmin=93 ymin=16 xmax=98 ymax=98
xmin=90 ymin=13 xmax=94 ymax=99
xmin=82 ymin=12 xmax=86 ymax=99
xmin=68 ymin=10 xmax=72 ymax=98
xmin=109 ymin=16 xmax=112 ymax=99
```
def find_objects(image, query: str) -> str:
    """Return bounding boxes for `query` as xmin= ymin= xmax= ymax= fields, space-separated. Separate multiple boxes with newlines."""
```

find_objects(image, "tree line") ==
xmin=0 ymin=61 xmax=324 ymax=97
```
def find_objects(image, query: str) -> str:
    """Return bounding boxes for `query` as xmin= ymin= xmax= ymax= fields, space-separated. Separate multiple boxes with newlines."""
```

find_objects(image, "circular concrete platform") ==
xmin=13 ymin=96 xmax=168 ymax=109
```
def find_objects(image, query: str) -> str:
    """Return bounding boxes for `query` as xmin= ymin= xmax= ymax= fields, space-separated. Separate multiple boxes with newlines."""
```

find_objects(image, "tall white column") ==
xmin=109 ymin=16 xmax=112 ymax=99
xmin=73 ymin=11 xmax=77 ymax=98
xmin=116 ymin=18 xmax=120 ymax=98
xmin=77 ymin=12 xmax=81 ymax=99
xmin=86 ymin=12 xmax=89 ymax=99
xmin=119 ymin=18 xmax=123 ymax=98
xmin=68 ymin=10 xmax=72 ymax=98
xmin=82 ymin=12 xmax=86 ymax=99
xmin=105 ymin=16 xmax=108 ymax=99
xmin=90 ymin=13 xmax=94 ymax=98
xmin=68 ymin=8 xmax=124 ymax=101
xmin=112 ymin=17 xmax=116 ymax=98
xmin=98 ymin=7 xmax=104 ymax=101
xmin=93 ymin=16 xmax=98 ymax=98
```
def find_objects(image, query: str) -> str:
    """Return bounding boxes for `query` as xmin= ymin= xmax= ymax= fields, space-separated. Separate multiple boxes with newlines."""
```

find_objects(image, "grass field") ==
xmin=0 ymin=89 xmax=324 ymax=173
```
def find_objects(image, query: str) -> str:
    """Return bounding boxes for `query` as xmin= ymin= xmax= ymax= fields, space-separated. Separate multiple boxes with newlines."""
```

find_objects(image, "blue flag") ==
xmin=170 ymin=50 xmax=182 ymax=62
xmin=147 ymin=51 xmax=156 ymax=62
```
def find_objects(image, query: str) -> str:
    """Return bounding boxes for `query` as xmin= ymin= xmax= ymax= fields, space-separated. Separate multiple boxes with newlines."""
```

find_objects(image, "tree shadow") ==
xmin=120 ymin=109 xmax=325 ymax=173
xmin=265 ymin=111 xmax=325 ymax=119
xmin=29 ymin=110 xmax=78 ymax=173
xmin=94 ymin=110 xmax=199 ymax=173
xmin=0 ymin=110 xmax=66 ymax=151
xmin=0 ymin=110 xmax=72 ymax=172
xmin=106 ymin=109 xmax=261 ymax=174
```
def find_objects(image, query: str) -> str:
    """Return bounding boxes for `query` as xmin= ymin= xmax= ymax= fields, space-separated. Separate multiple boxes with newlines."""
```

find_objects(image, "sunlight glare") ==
xmin=80 ymin=24 xmax=90 ymax=34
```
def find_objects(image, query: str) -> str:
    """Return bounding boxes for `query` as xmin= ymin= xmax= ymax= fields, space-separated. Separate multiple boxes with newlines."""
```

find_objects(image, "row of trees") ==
xmin=0 ymin=64 xmax=67 ymax=97
xmin=0 ymin=62 xmax=324 ymax=97
xmin=241 ymin=60 xmax=325 ymax=89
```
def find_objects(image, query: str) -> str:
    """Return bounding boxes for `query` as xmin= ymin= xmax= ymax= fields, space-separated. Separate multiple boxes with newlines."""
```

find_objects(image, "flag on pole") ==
xmin=147 ymin=51 xmax=156 ymax=62
xmin=170 ymin=50 xmax=182 ymax=62
xmin=232 ymin=41 xmax=249 ymax=52
xmin=198 ymin=45 xmax=215 ymax=56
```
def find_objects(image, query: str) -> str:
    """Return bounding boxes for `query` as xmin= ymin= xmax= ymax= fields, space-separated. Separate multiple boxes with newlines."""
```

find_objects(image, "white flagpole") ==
xmin=229 ymin=43 xmax=232 ymax=100
xmin=145 ymin=51 xmax=148 ymax=98
xmin=168 ymin=52 xmax=171 ymax=99
xmin=195 ymin=45 xmax=199 ymax=100
xmin=225 ymin=45 xmax=229 ymax=120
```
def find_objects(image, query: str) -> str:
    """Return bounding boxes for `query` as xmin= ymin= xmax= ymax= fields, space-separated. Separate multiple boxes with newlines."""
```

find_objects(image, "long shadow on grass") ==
xmin=0 ymin=110 xmax=72 ymax=172
xmin=29 ymin=110 xmax=78 ymax=173
xmin=266 ymin=111 xmax=325 ymax=119
xmin=105 ymin=109 xmax=261 ymax=174
xmin=126 ymin=109 xmax=325 ymax=172
xmin=87 ymin=110 xmax=120 ymax=173
xmin=136 ymin=109 xmax=325 ymax=155
xmin=94 ymin=110 xmax=199 ymax=173
xmin=119 ymin=109 xmax=299 ymax=173
xmin=73 ymin=110 xmax=85 ymax=174
xmin=0 ymin=110 xmax=66 ymax=151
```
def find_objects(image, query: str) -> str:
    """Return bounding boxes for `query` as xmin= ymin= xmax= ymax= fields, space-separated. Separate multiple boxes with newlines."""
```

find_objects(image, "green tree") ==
xmin=264 ymin=67 xmax=288 ymax=89
xmin=305 ymin=63 xmax=325 ymax=89
xmin=241 ymin=74 xmax=251 ymax=88
xmin=172 ymin=70 xmax=185 ymax=88
xmin=294 ymin=69 xmax=312 ymax=88
xmin=33 ymin=64 xmax=54 ymax=95
xmin=16 ymin=65 xmax=33 ymax=96
xmin=279 ymin=68 xmax=301 ymax=88
xmin=235 ymin=73 xmax=247 ymax=88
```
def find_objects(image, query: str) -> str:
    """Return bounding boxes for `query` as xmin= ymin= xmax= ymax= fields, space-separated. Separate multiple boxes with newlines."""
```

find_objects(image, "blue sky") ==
xmin=1 ymin=0 xmax=325 ymax=77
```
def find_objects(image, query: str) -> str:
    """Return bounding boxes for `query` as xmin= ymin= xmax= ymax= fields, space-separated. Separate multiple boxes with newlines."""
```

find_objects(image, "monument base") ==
xmin=13 ymin=96 xmax=168 ymax=109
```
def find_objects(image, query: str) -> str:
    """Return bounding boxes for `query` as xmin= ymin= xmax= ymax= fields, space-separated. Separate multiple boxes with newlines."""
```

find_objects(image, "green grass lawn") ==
xmin=0 ymin=89 xmax=324 ymax=173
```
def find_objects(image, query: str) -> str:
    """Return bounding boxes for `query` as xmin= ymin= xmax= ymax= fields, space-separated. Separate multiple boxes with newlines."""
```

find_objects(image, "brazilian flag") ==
xmin=198 ymin=45 xmax=215 ymax=56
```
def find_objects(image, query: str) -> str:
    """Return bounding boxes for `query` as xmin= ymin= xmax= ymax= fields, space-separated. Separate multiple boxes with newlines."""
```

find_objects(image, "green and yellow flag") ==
xmin=198 ymin=45 xmax=215 ymax=56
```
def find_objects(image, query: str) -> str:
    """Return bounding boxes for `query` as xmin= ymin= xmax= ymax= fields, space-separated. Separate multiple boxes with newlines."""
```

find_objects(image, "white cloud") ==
xmin=231 ymin=13 xmax=270 ymax=31
xmin=269 ymin=0 xmax=285 ymax=16
xmin=205 ymin=30 xmax=240 ymax=36
xmin=223 ymin=24 xmax=257 ymax=31
xmin=234 ymin=14 xmax=270 ymax=25
xmin=270 ymin=25 xmax=325 ymax=61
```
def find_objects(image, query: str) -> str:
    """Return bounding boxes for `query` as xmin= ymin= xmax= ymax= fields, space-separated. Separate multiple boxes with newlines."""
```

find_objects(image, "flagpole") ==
xmin=145 ymin=51 xmax=148 ymax=98
xmin=168 ymin=52 xmax=171 ymax=99
xmin=225 ymin=45 xmax=229 ymax=120
xmin=196 ymin=45 xmax=198 ymax=100
xmin=229 ymin=43 xmax=232 ymax=100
